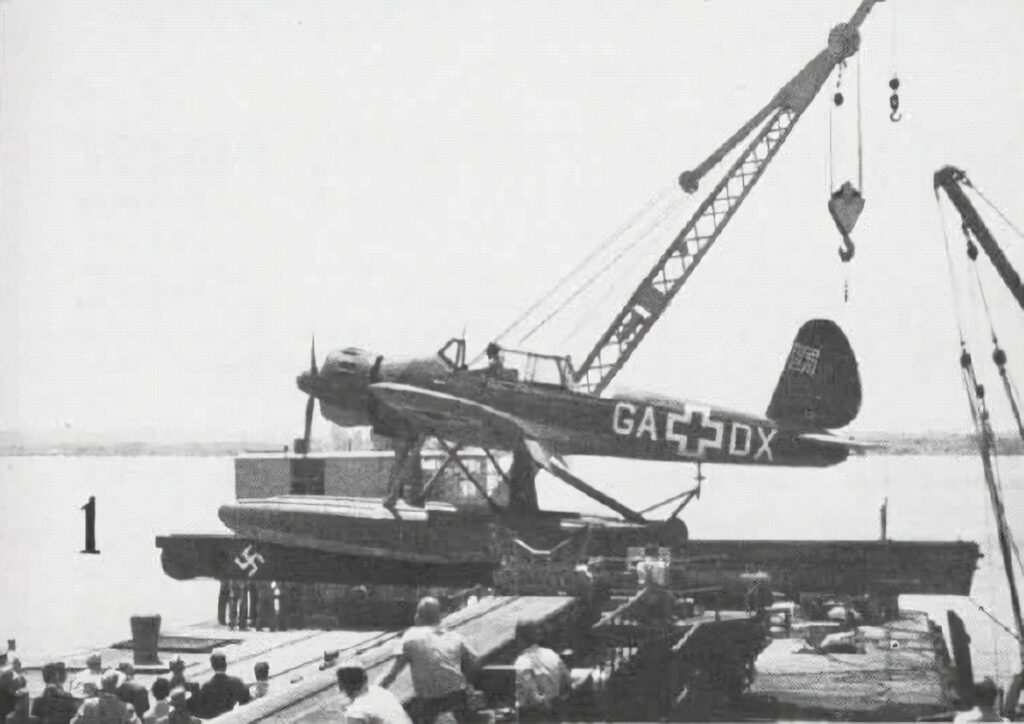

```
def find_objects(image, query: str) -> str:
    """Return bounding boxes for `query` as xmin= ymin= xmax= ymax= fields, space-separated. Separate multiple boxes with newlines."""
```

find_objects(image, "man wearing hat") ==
xmin=69 ymin=670 xmax=140 ymax=724
xmin=336 ymin=659 xmax=410 ymax=724
xmin=68 ymin=655 xmax=103 ymax=700
xmin=165 ymin=658 xmax=198 ymax=711
xmin=166 ymin=688 xmax=198 ymax=724
xmin=31 ymin=662 xmax=78 ymax=724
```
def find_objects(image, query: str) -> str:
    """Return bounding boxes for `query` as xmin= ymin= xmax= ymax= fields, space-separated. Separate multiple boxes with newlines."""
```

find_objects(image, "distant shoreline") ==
xmin=1 ymin=432 xmax=1022 ymax=457
xmin=0 ymin=441 xmax=286 ymax=457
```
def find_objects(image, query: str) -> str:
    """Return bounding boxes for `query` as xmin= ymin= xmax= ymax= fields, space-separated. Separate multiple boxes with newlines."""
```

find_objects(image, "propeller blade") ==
xmin=303 ymin=393 xmax=315 ymax=449
xmin=310 ymin=335 xmax=318 ymax=377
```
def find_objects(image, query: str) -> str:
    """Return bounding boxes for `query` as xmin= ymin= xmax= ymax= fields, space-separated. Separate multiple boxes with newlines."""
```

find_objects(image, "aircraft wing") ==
xmin=797 ymin=431 xmax=886 ymax=449
xmin=368 ymin=383 xmax=559 ymax=464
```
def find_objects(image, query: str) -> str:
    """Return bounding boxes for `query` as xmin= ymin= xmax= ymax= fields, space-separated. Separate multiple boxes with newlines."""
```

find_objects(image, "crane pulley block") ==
xmin=828 ymin=181 xmax=865 ymax=262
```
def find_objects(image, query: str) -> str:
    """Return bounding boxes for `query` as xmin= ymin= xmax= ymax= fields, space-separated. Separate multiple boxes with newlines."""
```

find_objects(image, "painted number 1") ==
xmin=81 ymin=496 xmax=100 ymax=554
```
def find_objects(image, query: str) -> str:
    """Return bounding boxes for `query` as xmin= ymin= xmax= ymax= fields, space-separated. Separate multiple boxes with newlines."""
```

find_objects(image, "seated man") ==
xmin=485 ymin=343 xmax=504 ymax=375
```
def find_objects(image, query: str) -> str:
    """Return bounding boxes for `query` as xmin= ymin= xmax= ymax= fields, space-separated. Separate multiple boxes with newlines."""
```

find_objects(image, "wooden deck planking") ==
xmin=217 ymin=595 xmax=575 ymax=723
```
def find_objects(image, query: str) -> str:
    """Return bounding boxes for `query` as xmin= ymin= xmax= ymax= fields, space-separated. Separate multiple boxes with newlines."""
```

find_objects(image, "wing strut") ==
xmin=546 ymin=460 xmax=646 ymax=524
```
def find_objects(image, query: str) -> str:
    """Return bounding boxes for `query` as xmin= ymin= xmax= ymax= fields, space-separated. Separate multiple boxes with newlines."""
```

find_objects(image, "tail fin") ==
xmin=766 ymin=319 xmax=861 ymax=429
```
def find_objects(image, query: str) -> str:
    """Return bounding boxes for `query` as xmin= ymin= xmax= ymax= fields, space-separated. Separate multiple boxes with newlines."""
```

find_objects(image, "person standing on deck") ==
xmin=195 ymin=653 xmax=250 ymax=718
xmin=376 ymin=597 xmax=479 ymax=724
xmin=217 ymin=581 xmax=230 ymax=626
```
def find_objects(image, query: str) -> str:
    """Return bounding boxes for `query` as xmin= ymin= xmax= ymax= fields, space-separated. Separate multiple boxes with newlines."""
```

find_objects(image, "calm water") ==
xmin=1 ymin=454 xmax=1021 ymax=685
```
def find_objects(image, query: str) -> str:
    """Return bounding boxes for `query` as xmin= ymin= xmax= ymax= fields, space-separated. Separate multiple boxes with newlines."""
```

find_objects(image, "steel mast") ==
xmin=934 ymin=166 xmax=1024 ymax=313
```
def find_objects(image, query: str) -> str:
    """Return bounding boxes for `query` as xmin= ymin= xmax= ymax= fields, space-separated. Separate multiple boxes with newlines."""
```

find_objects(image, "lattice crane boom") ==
xmin=573 ymin=0 xmax=884 ymax=395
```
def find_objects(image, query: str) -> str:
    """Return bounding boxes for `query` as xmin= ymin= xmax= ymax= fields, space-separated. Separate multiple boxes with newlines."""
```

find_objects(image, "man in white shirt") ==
xmin=377 ymin=597 xmax=478 ymax=723
xmin=337 ymin=660 xmax=411 ymax=724
xmin=513 ymin=621 xmax=571 ymax=721
xmin=636 ymin=545 xmax=673 ymax=622
xmin=69 ymin=654 xmax=104 ymax=699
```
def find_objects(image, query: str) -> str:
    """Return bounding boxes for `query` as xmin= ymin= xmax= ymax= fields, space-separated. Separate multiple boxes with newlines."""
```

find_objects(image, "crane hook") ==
xmin=838 ymin=233 xmax=855 ymax=262
xmin=889 ymin=77 xmax=902 ymax=122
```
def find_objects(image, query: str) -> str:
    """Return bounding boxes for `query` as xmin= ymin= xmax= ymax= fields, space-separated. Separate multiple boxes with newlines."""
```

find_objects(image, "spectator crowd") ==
xmin=0 ymin=646 xmax=265 ymax=724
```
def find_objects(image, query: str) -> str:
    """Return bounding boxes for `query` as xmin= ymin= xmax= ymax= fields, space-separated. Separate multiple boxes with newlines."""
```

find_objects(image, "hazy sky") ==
xmin=2 ymin=0 xmax=1023 ymax=441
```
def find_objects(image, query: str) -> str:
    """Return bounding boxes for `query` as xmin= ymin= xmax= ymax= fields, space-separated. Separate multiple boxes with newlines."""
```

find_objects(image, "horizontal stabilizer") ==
xmin=797 ymin=432 xmax=885 ymax=449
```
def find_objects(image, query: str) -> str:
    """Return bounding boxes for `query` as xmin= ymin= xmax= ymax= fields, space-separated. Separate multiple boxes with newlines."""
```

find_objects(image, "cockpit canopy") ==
xmin=437 ymin=338 xmax=577 ymax=390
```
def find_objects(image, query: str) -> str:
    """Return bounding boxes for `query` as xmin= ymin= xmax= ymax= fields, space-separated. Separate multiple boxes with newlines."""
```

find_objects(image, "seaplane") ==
xmin=289 ymin=317 xmax=865 ymax=529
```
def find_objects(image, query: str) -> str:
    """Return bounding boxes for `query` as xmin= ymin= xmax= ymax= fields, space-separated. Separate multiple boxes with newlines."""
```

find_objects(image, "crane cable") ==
xmin=517 ymin=189 xmax=684 ymax=346
xmin=935 ymin=192 xmax=969 ymax=345
xmin=486 ymin=184 xmax=677 ymax=356
xmin=856 ymin=50 xmax=864 ymax=193
xmin=959 ymin=343 xmax=1024 ymax=582
xmin=556 ymin=211 xmax=682 ymax=350
xmin=968 ymin=179 xmax=1024 ymax=246
xmin=969 ymin=596 xmax=1024 ymax=645
xmin=958 ymin=175 xmax=1024 ymax=441
xmin=963 ymin=226 xmax=1024 ymax=444
xmin=826 ymin=51 xmax=865 ymax=193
